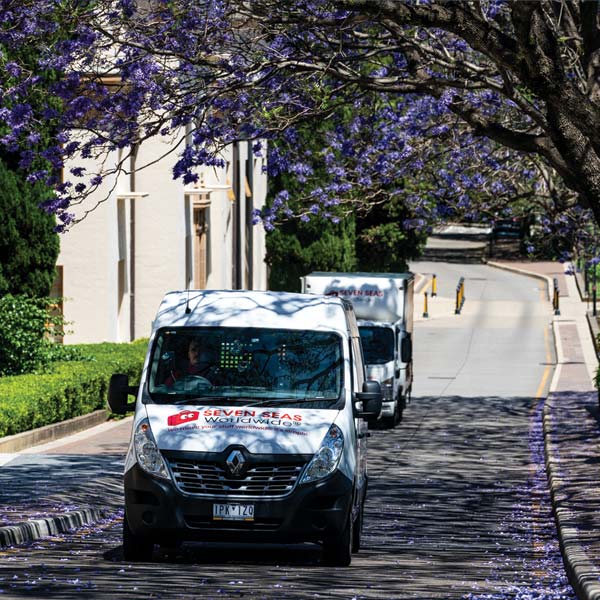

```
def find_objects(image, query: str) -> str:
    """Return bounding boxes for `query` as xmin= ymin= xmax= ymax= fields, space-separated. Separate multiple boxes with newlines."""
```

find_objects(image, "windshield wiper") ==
xmin=171 ymin=396 xmax=228 ymax=405
xmin=157 ymin=396 xmax=338 ymax=407
xmin=244 ymin=397 xmax=338 ymax=407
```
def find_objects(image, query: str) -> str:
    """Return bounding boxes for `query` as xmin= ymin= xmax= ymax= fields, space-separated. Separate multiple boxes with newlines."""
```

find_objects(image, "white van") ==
xmin=108 ymin=290 xmax=381 ymax=566
xmin=301 ymin=272 xmax=414 ymax=427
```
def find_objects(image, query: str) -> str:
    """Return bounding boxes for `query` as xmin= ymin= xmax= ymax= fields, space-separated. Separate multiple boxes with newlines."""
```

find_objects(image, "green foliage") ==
xmin=524 ymin=221 xmax=574 ymax=260
xmin=0 ymin=340 xmax=147 ymax=437
xmin=356 ymin=200 xmax=426 ymax=272
xmin=266 ymin=199 xmax=426 ymax=290
xmin=0 ymin=158 xmax=59 ymax=298
xmin=0 ymin=294 xmax=80 ymax=376
xmin=267 ymin=216 xmax=357 ymax=291
xmin=0 ymin=295 xmax=55 ymax=376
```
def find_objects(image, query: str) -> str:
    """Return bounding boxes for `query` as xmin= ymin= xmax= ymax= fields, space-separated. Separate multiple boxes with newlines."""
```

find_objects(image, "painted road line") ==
xmin=530 ymin=308 xmax=556 ymax=577
xmin=536 ymin=325 xmax=554 ymax=400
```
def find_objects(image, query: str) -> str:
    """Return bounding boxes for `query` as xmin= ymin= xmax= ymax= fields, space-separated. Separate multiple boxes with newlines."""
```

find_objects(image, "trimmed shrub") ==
xmin=0 ymin=294 xmax=50 ymax=376
xmin=0 ymin=340 xmax=147 ymax=437
xmin=0 ymin=294 xmax=77 ymax=376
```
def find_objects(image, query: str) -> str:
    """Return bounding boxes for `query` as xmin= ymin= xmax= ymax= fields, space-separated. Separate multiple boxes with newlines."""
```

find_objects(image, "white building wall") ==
xmin=116 ymin=196 xmax=131 ymax=341
xmin=58 ymin=137 xmax=268 ymax=344
xmin=132 ymin=138 xmax=189 ymax=339
xmin=205 ymin=145 xmax=234 ymax=290
xmin=57 ymin=152 xmax=122 ymax=343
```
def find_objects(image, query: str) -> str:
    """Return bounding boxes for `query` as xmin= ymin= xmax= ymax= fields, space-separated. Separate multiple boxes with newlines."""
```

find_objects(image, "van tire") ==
xmin=322 ymin=511 xmax=353 ymax=566
xmin=351 ymin=501 xmax=363 ymax=553
xmin=395 ymin=396 xmax=404 ymax=425
xmin=381 ymin=415 xmax=395 ymax=429
xmin=123 ymin=514 xmax=154 ymax=562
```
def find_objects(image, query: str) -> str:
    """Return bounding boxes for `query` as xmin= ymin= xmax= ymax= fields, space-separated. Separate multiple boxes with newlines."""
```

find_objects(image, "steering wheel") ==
xmin=182 ymin=375 xmax=212 ymax=388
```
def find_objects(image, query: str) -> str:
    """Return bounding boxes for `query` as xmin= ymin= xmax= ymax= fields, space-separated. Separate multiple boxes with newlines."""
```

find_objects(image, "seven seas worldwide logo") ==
xmin=167 ymin=409 xmax=303 ymax=429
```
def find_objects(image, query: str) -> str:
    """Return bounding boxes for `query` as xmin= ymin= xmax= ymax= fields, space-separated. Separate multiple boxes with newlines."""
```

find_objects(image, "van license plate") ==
xmin=212 ymin=503 xmax=255 ymax=521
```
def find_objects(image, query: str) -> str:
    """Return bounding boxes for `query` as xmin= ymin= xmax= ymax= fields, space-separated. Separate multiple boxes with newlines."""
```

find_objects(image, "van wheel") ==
xmin=123 ymin=514 xmax=154 ymax=562
xmin=351 ymin=502 xmax=363 ymax=553
xmin=322 ymin=511 xmax=353 ymax=566
xmin=395 ymin=397 xmax=404 ymax=425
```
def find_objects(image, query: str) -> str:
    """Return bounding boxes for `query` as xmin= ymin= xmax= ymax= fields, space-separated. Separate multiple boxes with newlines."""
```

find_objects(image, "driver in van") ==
xmin=164 ymin=338 xmax=216 ymax=386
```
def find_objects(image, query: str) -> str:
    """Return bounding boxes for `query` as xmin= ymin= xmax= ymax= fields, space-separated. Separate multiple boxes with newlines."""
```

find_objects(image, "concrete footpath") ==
xmin=0 ymin=416 xmax=132 ymax=547
xmin=1 ymin=260 xmax=600 ymax=599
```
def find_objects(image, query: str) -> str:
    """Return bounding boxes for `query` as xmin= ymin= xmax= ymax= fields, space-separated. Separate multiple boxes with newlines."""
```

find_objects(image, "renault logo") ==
xmin=226 ymin=450 xmax=245 ymax=476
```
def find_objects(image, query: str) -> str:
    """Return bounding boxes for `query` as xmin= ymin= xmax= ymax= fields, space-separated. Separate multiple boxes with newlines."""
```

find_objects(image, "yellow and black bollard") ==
xmin=553 ymin=277 xmax=560 ymax=315
xmin=431 ymin=274 xmax=437 ymax=297
xmin=455 ymin=277 xmax=465 ymax=314
xmin=423 ymin=291 xmax=429 ymax=318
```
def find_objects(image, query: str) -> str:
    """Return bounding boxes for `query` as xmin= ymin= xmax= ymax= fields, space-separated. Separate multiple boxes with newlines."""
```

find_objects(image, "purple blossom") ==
xmin=0 ymin=0 xmax=586 ymax=239
xmin=5 ymin=62 xmax=21 ymax=77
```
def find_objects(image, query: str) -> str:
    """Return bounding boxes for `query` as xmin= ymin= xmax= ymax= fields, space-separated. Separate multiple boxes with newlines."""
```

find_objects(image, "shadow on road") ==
xmin=106 ymin=540 xmax=323 ymax=566
xmin=0 ymin=454 xmax=124 ymax=524
xmin=0 ymin=393 xmax=579 ymax=599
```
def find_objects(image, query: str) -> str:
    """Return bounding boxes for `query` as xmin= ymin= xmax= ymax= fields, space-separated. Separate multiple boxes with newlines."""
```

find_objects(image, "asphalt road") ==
xmin=0 ymin=262 xmax=576 ymax=599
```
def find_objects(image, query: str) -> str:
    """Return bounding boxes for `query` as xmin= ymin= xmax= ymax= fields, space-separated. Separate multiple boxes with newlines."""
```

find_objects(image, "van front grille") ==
xmin=167 ymin=458 xmax=305 ymax=497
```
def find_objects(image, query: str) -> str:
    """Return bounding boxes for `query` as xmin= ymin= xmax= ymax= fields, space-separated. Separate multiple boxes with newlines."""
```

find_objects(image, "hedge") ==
xmin=0 ymin=339 xmax=148 ymax=438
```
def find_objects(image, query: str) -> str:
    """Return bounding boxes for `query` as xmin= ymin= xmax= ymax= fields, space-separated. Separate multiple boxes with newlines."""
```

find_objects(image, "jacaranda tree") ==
xmin=0 ymin=1 xmax=598 ymax=244
xmin=266 ymin=106 xmax=426 ymax=290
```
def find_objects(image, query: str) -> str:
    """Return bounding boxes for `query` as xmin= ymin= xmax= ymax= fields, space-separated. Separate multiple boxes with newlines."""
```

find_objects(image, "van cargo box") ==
xmin=301 ymin=271 xmax=414 ymax=323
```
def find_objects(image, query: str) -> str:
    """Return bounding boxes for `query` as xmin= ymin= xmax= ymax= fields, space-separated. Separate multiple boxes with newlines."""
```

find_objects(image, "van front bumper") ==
xmin=124 ymin=463 xmax=353 ymax=545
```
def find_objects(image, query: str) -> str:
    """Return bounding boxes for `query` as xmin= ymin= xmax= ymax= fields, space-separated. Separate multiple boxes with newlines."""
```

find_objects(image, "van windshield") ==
xmin=359 ymin=326 xmax=394 ymax=364
xmin=148 ymin=327 xmax=344 ymax=408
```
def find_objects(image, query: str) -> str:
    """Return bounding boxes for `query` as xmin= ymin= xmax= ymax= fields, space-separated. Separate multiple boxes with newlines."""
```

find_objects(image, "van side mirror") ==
xmin=107 ymin=373 xmax=138 ymax=414
xmin=400 ymin=334 xmax=412 ymax=363
xmin=354 ymin=380 xmax=382 ymax=423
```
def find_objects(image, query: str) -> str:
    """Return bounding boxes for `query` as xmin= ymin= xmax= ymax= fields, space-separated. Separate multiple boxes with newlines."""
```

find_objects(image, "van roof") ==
xmin=307 ymin=271 xmax=414 ymax=281
xmin=152 ymin=290 xmax=352 ymax=334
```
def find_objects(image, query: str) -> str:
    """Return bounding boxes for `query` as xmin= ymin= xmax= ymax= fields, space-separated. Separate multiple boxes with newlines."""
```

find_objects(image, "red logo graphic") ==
xmin=168 ymin=410 xmax=200 ymax=427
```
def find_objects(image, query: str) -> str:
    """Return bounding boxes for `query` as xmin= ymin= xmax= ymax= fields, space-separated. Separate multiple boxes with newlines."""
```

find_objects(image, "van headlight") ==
xmin=134 ymin=418 xmax=170 ymax=480
xmin=300 ymin=424 xmax=344 ymax=484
